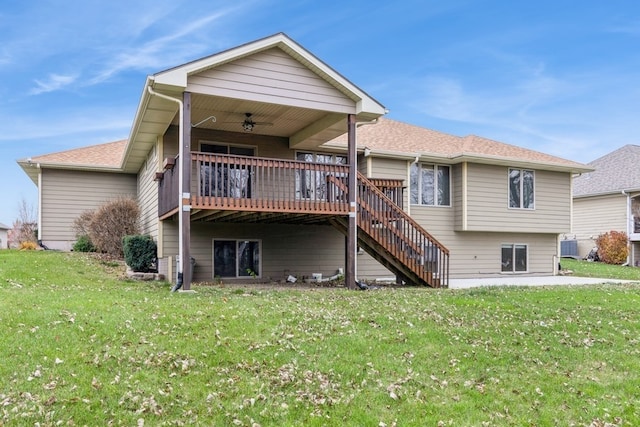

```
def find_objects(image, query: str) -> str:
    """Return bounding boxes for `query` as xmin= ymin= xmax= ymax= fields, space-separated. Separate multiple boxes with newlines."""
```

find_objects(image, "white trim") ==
xmin=462 ymin=162 xmax=468 ymax=230
xmin=507 ymin=168 xmax=536 ymax=210
xmin=37 ymin=166 xmax=42 ymax=241
xmin=409 ymin=162 xmax=452 ymax=207
xmin=501 ymin=243 xmax=529 ymax=274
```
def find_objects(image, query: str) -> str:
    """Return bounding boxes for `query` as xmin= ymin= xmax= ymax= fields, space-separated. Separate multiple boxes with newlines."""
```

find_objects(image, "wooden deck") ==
xmin=158 ymin=152 xmax=350 ymax=218
xmin=157 ymin=152 xmax=449 ymax=287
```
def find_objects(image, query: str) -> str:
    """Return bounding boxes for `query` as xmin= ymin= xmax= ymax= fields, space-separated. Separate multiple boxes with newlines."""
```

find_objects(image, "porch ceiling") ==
xmin=188 ymin=94 xmax=340 ymax=142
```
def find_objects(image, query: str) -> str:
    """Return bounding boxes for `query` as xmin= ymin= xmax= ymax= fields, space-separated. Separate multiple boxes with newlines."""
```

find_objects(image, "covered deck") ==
xmin=157 ymin=152 xmax=352 ymax=221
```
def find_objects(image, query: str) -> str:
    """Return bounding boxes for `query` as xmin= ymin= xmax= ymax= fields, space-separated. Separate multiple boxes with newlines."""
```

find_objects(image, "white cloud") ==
xmin=0 ymin=108 xmax=132 ymax=143
xmin=89 ymin=10 xmax=233 ymax=85
xmin=30 ymin=73 xmax=78 ymax=95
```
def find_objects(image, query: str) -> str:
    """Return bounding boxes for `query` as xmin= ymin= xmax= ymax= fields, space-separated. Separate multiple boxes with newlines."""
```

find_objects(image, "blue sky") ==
xmin=1 ymin=0 xmax=639 ymax=226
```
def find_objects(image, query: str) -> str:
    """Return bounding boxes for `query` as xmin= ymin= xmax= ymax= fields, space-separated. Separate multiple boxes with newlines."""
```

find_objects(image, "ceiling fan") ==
xmin=225 ymin=113 xmax=273 ymax=132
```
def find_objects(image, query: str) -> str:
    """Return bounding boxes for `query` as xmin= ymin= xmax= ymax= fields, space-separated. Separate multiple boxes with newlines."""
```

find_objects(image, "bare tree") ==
xmin=10 ymin=198 xmax=37 ymax=247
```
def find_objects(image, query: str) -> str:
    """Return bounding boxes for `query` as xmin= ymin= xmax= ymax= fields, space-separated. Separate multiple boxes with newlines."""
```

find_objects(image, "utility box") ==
xmin=560 ymin=240 xmax=579 ymax=259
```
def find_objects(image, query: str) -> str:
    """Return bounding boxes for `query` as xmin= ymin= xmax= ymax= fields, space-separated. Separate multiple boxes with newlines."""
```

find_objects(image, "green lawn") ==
xmin=1 ymin=250 xmax=639 ymax=426
xmin=561 ymin=257 xmax=640 ymax=280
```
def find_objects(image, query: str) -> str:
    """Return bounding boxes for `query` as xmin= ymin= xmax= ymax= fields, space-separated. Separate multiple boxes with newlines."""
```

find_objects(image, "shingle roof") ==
xmin=28 ymin=139 xmax=127 ymax=168
xmin=328 ymin=117 xmax=589 ymax=171
xmin=23 ymin=118 xmax=590 ymax=175
xmin=573 ymin=144 xmax=640 ymax=197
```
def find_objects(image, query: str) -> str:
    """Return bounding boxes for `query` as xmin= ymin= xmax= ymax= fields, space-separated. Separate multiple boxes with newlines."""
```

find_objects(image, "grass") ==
xmin=561 ymin=257 xmax=640 ymax=281
xmin=1 ymin=250 xmax=639 ymax=426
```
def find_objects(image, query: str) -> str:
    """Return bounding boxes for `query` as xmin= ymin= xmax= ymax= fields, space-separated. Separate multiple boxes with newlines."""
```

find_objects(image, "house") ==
xmin=0 ymin=222 xmax=9 ymax=249
xmin=571 ymin=144 xmax=640 ymax=265
xmin=18 ymin=33 xmax=591 ymax=289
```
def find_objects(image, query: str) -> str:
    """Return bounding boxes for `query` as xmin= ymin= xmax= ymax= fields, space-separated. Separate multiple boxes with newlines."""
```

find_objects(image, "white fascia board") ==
xmin=153 ymin=34 xmax=292 ymax=88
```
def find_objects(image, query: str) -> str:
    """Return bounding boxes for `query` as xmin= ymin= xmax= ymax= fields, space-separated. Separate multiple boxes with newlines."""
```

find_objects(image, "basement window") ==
xmin=501 ymin=244 xmax=528 ymax=273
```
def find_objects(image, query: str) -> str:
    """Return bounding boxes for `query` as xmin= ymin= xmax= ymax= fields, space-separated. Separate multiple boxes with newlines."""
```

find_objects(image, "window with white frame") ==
xmin=501 ymin=244 xmax=528 ymax=273
xmin=295 ymin=151 xmax=347 ymax=200
xmin=508 ymin=168 xmax=534 ymax=209
xmin=410 ymin=163 xmax=451 ymax=206
xmin=213 ymin=239 xmax=261 ymax=278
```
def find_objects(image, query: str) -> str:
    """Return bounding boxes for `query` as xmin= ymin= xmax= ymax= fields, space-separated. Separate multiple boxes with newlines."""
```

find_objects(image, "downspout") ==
xmin=352 ymin=119 xmax=378 ymax=284
xmin=146 ymin=84 xmax=185 ymax=289
xmin=622 ymin=190 xmax=631 ymax=266
xmin=37 ymin=163 xmax=42 ymax=242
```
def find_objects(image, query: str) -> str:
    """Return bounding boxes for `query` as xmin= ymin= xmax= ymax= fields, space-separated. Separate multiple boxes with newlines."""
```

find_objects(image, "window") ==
xmin=508 ymin=168 xmax=534 ymax=209
xmin=213 ymin=240 xmax=261 ymax=278
xmin=501 ymin=244 xmax=528 ymax=273
xmin=296 ymin=151 xmax=347 ymax=200
xmin=200 ymin=143 xmax=255 ymax=198
xmin=410 ymin=163 xmax=450 ymax=206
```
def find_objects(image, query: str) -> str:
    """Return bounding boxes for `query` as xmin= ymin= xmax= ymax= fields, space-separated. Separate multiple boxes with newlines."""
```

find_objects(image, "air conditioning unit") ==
xmin=560 ymin=239 xmax=579 ymax=259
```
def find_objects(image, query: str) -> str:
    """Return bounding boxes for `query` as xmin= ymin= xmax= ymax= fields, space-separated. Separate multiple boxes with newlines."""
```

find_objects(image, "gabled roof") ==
xmin=17 ymin=140 xmax=127 ymax=184
xmin=122 ymin=32 xmax=387 ymax=174
xmin=153 ymin=32 xmax=385 ymax=114
xmin=573 ymin=144 xmax=640 ymax=197
xmin=327 ymin=117 xmax=591 ymax=173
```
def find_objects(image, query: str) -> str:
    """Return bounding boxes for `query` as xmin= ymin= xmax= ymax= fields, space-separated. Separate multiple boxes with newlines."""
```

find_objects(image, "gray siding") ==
xmin=187 ymin=48 xmax=356 ymax=113
xmin=410 ymin=205 xmax=559 ymax=278
xmin=362 ymin=156 xmax=565 ymax=278
xmin=160 ymin=222 xmax=349 ymax=283
xmin=572 ymin=194 xmax=627 ymax=258
xmin=40 ymin=169 xmax=137 ymax=250
xmin=0 ymin=229 xmax=8 ymax=249
xmin=138 ymin=141 xmax=160 ymax=239
xmin=369 ymin=157 xmax=408 ymax=180
xmin=464 ymin=164 xmax=571 ymax=233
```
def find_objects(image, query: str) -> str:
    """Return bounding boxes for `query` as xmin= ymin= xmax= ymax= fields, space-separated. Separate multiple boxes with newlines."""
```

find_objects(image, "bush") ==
xmin=74 ymin=198 xmax=140 ymax=258
xmin=73 ymin=235 xmax=96 ymax=252
xmin=73 ymin=210 xmax=95 ymax=238
xmin=596 ymin=230 xmax=629 ymax=265
xmin=123 ymin=235 xmax=157 ymax=273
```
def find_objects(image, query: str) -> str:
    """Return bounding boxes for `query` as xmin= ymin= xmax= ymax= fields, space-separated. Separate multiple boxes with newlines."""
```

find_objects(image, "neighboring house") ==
xmin=0 ymin=222 xmax=9 ymax=249
xmin=18 ymin=33 xmax=590 ymax=289
xmin=571 ymin=144 xmax=640 ymax=264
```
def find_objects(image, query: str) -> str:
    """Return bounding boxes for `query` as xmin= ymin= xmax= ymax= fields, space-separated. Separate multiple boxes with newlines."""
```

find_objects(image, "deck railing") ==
xmin=191 ymin=152 xmax=350 ymax=214
xmin=328 ymin=173 xmax=449 ymax=287
xmin=158 ymin=159 xmax=180 ymax=218
xmin=357 ymin=174 xmax=449 ymax=287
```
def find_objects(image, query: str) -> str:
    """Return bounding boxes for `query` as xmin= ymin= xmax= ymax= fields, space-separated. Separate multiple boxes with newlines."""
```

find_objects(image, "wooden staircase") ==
xmin=329 ymin=173 xmax=449 ymax=288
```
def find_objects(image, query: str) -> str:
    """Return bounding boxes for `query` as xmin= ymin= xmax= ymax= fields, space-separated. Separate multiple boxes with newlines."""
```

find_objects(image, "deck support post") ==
xmin=346 ymin=114 xmax=357 ymax=289
xmin=180 ymin=92 xmax=192 ymax=290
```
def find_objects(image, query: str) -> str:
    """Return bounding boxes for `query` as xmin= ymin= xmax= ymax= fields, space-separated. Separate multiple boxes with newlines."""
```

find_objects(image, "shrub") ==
xmin=74 ymin=198 xmax=140 ymax=258
xmin=73 ymin=235 xmax=96 ymax=252
xmin=596 ymin=230 xmax=629 ymax=265
xmin=123 ymin=235 xmax=157 ymax=273
xmin=73 ymin=210 xmax=95 ymax=238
